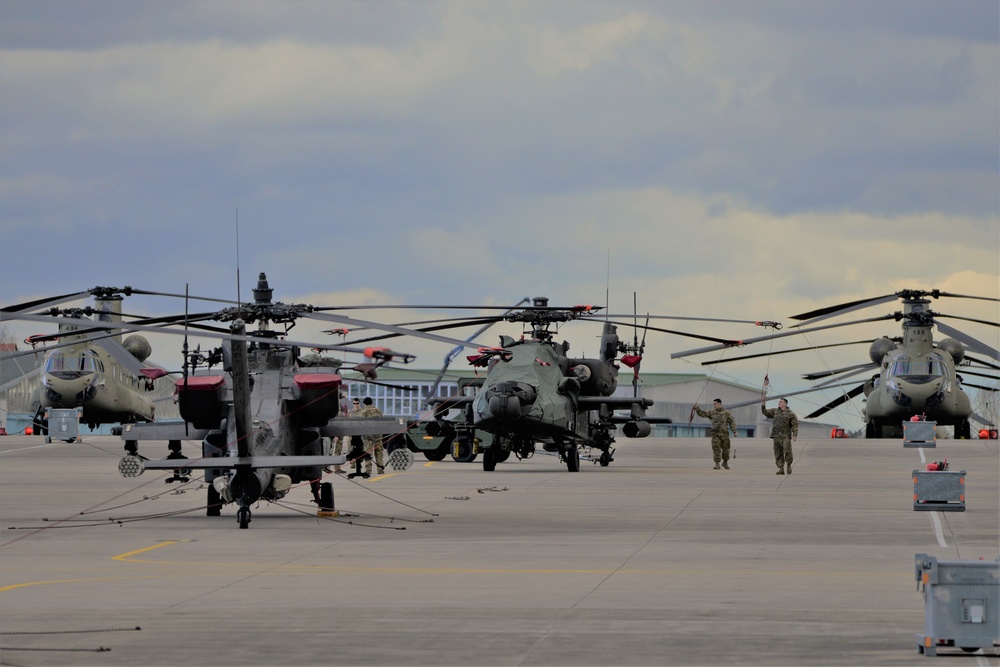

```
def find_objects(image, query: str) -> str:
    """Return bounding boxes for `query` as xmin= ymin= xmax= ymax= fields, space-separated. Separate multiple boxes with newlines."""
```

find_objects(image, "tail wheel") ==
xmin=599 ymin=450 xmax=612 ymax=467
xmin=483 ymin=447 xmax=497 ymax=471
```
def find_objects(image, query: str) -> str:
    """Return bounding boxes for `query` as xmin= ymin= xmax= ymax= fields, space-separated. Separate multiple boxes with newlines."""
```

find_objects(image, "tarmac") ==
xmin=0 ymin=433 xmax=997 ymax=667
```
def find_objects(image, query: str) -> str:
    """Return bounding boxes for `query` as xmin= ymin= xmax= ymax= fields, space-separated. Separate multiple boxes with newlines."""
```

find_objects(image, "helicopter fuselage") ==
xmin=39 ymin=336 xmax=155 ymax=428
xmin=863 ymin=319 xmax=971 ymax=429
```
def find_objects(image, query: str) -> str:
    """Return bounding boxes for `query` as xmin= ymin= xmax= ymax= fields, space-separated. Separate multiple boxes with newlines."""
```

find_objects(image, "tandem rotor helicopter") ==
xmin=672 ymin=289 xmax=999 ymax=438
xmin=2 ymin=274 xmax=483 ymax=528
xmin=345 ymin=296 xmax=771 ymax=471
xmin=2 ymin=286 xmax=205 ymax=438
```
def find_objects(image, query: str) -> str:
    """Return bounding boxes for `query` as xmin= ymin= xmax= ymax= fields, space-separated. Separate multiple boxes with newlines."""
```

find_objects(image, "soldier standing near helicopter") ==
xmin=694 ymin=398 xmax=737 ymax=469
xmin=360 ymin=397 xmax=386 ymax=476
xmin=761 ymin=397 xmax=798 ymax=475
xmin=330 ymin=393 xmax=350 ymax=474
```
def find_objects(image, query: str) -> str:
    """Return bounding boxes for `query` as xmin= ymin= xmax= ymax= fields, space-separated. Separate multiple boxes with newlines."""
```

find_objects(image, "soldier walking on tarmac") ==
xmin=694 ymin=398 xmax=738 ymax=469
xmin=360 ymin=397 xmax=385 ymax=476
xmin=761 ymin=397 xmax=798 ymax=475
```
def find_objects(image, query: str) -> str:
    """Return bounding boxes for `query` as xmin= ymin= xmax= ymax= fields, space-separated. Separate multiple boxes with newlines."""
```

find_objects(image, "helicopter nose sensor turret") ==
xmin=486 ymin=381 xmax=537 ymax=421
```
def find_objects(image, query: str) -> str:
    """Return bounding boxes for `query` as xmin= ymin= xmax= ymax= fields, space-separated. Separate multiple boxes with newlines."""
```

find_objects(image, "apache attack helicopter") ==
xmin=353 ymin=297 xmax=767 ymax=472
xmin=3 ymin=274 xmax=483 ymax=528
xmin=671 ymin=289 xmax=999 ymax=438
xmin=2 ymin=286 xmax=194 ymax=439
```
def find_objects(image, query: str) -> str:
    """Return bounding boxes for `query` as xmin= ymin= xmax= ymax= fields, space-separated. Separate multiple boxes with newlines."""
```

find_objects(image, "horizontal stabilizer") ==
xmin=142 ymin=455 xmax=347 ymax=470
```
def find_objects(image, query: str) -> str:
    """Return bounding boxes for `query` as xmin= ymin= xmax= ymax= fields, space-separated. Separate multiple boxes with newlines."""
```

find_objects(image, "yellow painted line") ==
xmin=112 ymin=540 xmax=186 ymax=562
xmin=0 ymin=575 xmax=163 ymax=593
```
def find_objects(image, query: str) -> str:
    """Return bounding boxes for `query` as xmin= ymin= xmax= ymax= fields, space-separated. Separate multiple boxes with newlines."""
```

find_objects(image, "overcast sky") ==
xmin=1 ymin=0 xmax=997 ymax=430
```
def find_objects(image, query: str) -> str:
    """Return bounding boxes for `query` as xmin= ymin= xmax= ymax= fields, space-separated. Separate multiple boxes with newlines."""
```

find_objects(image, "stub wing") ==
xmin=320 ymin=417 xmax=408 ymax=438
xmin=121 ymin=422 xmax=210 ymax=442
xmin=576 ymin=396 xmax=672 ymax=424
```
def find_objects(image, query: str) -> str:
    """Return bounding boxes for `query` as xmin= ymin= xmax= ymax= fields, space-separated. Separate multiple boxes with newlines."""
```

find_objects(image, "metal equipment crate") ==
xmin=915 ymin=553 xmax=999 ymax=657
xmin=913 ymin=470 xmax=966 ymax=512
xmin=44 ymin=408 xmax=82 ymax=443
xmin=904 ymin=420 xmax=936 ymax=447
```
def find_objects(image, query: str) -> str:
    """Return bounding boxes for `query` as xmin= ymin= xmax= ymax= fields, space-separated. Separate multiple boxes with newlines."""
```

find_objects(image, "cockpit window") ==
xmin=888 ymin=357 xmax=944 ymax=378
xmin=44 ymin=350 xmax=101 ymax=374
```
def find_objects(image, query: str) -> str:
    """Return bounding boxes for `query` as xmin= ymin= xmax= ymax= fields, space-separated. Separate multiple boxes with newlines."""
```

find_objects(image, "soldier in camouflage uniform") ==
xmin=360 ymin=397 xmax=385 ymax=476
xmin=330 ymin=395 xmax=350 ymax=474
xmin=761 ymin=397 xmax=798 ymax=475
xmin=694 ymin=398 xmax=737 ymax=469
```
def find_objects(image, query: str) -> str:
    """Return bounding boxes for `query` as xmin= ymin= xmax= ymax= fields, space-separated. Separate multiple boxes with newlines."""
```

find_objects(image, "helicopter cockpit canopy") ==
xmin=43 ymin=349 xmax=104 ymax=378
xmin=887 ymin=354 xmax=945 ymax=384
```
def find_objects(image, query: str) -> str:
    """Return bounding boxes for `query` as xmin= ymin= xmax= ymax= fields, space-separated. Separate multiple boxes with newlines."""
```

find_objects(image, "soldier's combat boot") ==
xmin=786 ymin=463 xmax=792 ymax=474
xmin=776 ymin=467 xmax=785 ymax=475
xmin=713 ymin=462 xmax=721 ymax=469
xmin=722 ymin=461 xmax=730 ymax=469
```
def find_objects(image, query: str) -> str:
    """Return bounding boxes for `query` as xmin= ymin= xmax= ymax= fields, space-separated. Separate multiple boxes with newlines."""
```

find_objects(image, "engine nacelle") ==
xmin=869 ymin=337 xmax=896 ymax=365
xmin=568 ymin=359 xmax=617 ymax=396
xmin=123 ymin=335 xmax=152 ymax=361
xmin=622 ymin=420 xmax=651 ymax=438
xmin=937 ymin=337 xmax=965 ymax=365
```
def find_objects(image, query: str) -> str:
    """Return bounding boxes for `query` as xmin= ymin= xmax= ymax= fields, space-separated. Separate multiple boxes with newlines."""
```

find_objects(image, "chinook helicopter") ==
xmin=2 ymin=286 xmax=192 ymax=438
xmin=355 ymin=297 xmax=766 ymax=471
xmin=3 ymin=274 xmax=483 ymax=528
xmin=672 ymin=289 xmax=999 ymax=438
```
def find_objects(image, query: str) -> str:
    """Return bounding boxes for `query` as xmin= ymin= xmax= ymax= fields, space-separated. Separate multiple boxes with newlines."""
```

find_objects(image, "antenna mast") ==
xmin=236 ymin=209 xmax=241 ymax=304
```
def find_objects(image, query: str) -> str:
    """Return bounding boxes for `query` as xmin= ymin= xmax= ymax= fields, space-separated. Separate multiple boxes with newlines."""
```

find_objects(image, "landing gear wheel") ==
xmin=237 ymin=507 xmax=251 ymax=529
xmin=599 ymin=450 xmax=612 ymax=467
xmin=865 ymin=420 xmax=878 ymax=439
xmin=319 ymin=482 xmax=334 ymax=513
xmin=483 ymin=446 xmax=497 ymax=472
xmin=566 ymin=442 xmax=579 ymax=472
xmin=207 ymin=484 xmax=222 ymax=516
xmin=494 ymin=446 xmax=511 ymax=463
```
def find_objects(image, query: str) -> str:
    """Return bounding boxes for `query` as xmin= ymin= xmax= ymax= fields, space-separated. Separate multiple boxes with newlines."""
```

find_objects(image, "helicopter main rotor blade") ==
xmin=932 ymin=291 xmax=1000 ymax=303
xmin=302 ymin=311 xmax=483 ymax=350
xmin=802 ymin=362 xmax=877 ymax=381
xmin=790 ymin=294 xmax=900 ymax=323
xmin=0 ymin=290 xmax=96 ymax=314
xmin=804 ymin=384 xmax=867 ymax=419
xmin=124 ymin=288 xmax=242 ymax=306
xmin=935 ymin=313 xmax=1000 ymax=328
xmin=961 ymin=381 xmax=998 ymax=392
xmin=724 ymin=381 xmax=862 ymax=409
xmin=602 ymin=319 xmax=742 ymax=346
xmin=698 ymin=340 xmax=875 ymax=366
xmin=341 ymin=317 xmax=504 ymax=345
xmin=791 ymin=289 xmax=1000 ymax=324
xmin=958 ymin=368 xmax=1000 ymax=381
xmin=671 ymin=314 xmax=897 ymax=359
xmin=965 ymin=355 xmax=1000 ymax=371
xmin=935 ymin=321 xmax=999 ymax=360
xmin=812 ymin=365 xmax=876 ymax=388
xmin=7 ymin=312 xmax=419 ymax=359
xmin=597 ymin=313 xmax=768 ymax=325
